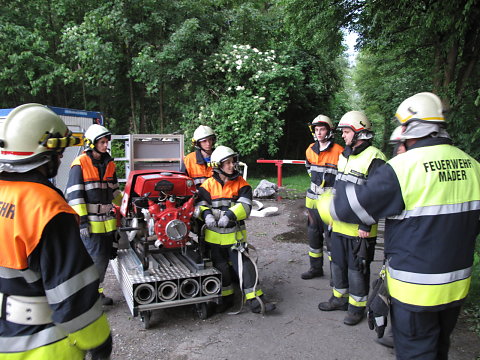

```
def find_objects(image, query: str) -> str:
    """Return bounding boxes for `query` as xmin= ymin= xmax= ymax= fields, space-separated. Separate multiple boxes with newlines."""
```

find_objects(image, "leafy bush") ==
xmin=464 ymin=236 xmax=480 ymax=335
xmin=182 ymin=44 xmax=304 ymax=156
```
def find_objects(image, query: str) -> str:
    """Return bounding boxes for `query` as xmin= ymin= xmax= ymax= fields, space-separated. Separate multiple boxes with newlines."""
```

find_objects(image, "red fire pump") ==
xmin=113 ymin=170 xmax=222 ymax=327
xmin=118 ymin=170 xmax=198 ymax=268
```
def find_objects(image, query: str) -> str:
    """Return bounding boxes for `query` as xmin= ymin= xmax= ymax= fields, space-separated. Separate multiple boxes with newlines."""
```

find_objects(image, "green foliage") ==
xmin=0 ymin=0 xmax=346 ymax=161
xmin=354 ymin=49 xmax=431 ymax=152
xmin=464 ymin=238 xmax=480 ymax=336
xmin=279 ymin=0 xmax=351 ymax=58
xmin=182 ymin=44 xmax=305 ymax=156
xmin=352 ymin=0 xmax=480 ymax=158
xmin=60 ymin=21 xmax=121 ymax=87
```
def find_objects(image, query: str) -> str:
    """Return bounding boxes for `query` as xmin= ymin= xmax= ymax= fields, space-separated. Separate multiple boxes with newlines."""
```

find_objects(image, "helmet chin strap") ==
xmin=46 ymin=153 xmax=61 ymax=178
xmin=200 ymin=145 xmax=213 ymax=156
xmin=199 ymin=139 xmax=215 ymax=155
xmin=92 ymin=146 xmax=108 ymax=156
xmin=215 ymin=167 xmax=240 ymax=180
xmin=350 ymin=133 xmax=359 ymax=147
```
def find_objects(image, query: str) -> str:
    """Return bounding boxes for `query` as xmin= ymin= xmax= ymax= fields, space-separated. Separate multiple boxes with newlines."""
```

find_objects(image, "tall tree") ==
xmin=352 ymin=0 xmax=480 ymax=157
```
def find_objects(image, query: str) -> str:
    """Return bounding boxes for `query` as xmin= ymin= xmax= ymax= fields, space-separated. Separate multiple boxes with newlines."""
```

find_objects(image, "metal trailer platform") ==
xmin=111 ymin=248 xmax=222 ymax=328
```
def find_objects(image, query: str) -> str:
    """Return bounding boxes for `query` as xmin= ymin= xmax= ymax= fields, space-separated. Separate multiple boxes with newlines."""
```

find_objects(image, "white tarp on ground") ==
xmin=251 ymin=199 xmax=278 ymax=217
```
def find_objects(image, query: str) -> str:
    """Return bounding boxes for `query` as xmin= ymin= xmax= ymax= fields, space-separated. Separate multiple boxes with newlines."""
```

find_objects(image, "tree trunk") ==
xmin=129 ymin=77 xmax=137 ymax=133
xmin=432 ymin=42 xmax=443 ymax=94
xmin=443 ymin=39 xmax=458 ymax=89
xmin=139 ymin=88 xmax=145 ymax=133
xmin=159 ymin=83 xmax=164 ymax=133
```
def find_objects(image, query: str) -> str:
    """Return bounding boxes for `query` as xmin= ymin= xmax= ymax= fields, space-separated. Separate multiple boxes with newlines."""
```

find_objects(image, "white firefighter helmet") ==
xmin=337 ymin=111 xmax=373 ymax=141
xmin=210 ymin=145 xmax=238 ymax=168
xmin=192 ymin=125 xmax=216 ymax=145
xmin=308 ymin=115 xmax=334 ymax=140
xmin=310 ymin=115 xmax=333 ymax=129
xmin=337 ymin=111 xmax=371 ymax=132
xmin=0 ymin=103 xmax=80 ymax=173
xmin=84 ymin=124 xmax=111 ymax=149
xmin=389 ymin=126 xmax=404 ymax=143
xmin=395 ymin=92 xmax=445 ymax=125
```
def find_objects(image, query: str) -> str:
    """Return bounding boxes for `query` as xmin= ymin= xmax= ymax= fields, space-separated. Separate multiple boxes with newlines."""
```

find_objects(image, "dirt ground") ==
xmin=102 ymin=196 xmax=480 ymax=360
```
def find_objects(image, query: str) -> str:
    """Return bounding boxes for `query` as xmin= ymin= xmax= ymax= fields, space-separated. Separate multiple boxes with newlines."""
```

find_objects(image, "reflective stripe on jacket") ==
xmin=66 ymin=152 xmax=122 ymax=234
xmin=332 ymin=146 xmax=386 ymax=237
xmin=0 ymin=173 xmax=110 ymax=358
xmin=305 ymin=141 xmax=343 ymax=208
xmin=198 ymin=174 xmax=252 ymax=246
xmin=386 ymin=144 xmax=480 ymax=310
xmin=182 ymin=150 xmax=213 ymax=187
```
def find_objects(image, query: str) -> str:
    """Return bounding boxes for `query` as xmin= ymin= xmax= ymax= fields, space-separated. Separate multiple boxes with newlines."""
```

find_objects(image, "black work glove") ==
xmin=367 ymin=276 xmax=390 ymax=338
xmin=357 ymin=256 xmax=367 ymax=275
xmin=109 ymin=246 xmax=118 ymax=260
xmin=89 ymin=333 xmax=112 ymax=360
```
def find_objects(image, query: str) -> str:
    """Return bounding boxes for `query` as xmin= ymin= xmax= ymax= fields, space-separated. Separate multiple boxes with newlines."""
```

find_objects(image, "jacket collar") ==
xmin=407 ymin=136 xmax=452 ymax=150
xmin=312 ymin=141 xmax=334 ymax=154
xmin=342 ymin=141 xmax=371 ymax=158
xmin=195 ymin=149 xmax=208 ymax=165
xmin=0 ymin=170 xmax=65 ymax=197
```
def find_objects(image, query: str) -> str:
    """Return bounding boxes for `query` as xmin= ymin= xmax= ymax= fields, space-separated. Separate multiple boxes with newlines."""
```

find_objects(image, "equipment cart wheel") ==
xmin=195 ymin=303 xmax=209 ymax=320
xmin=140 ymin=310 xmax=152 ymax=329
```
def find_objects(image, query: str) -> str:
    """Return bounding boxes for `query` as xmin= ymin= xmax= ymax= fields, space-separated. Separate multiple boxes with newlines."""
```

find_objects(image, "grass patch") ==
xmin=245 ymin=162 xmax=310 ymax=199
xmin=247 ymin=173 xmax=310 ymax=192
xmin=246 ymin=160 xmax=310 ymax=191
xmin=247 ymin=174 xmax=310 ymax=200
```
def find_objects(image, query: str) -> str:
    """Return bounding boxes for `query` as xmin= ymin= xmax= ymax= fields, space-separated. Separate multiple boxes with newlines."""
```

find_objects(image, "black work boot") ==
xmin=318 ymin=296 xmax=348 ymax=311
xmin=215 ymin=295 xmax=234 ymax=313
xmin=301 ymin=267 xmax=324 ymax=280
xmin=343 ymin=310 xmax=364 ymax=326
xmin=101 ymin=293 xmax=114 ymax=306
xmin=247 ymin=296 xmax=276 ymax=314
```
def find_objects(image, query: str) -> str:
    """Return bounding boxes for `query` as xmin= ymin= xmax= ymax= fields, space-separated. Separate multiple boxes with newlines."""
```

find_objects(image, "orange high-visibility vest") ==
xmin=183 ymin=151 xmax=213 ymax=186
xmin=0 ymin=181 xmax=77 ymax=269
xmin=72 ymin=153 xmax=116 ymax=183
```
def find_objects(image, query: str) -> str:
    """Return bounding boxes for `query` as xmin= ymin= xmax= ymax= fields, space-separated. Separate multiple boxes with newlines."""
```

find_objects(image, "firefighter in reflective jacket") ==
xmin=66 ymin=124 xmax=122 ymax=306
xmin=197 ymin=146 xmax=276 ymax=314
xmin=301 ymin=115 xmax=344 ymax=280
xmin=181 ymin=125 xmax=216 ymax=188
xmin=318 ymin=111 xmax=387 ymax=326
xmin=331 ymin=92 xmax=480 ymax=359
xmin=0 ymin=104 xmax=112 ymax=359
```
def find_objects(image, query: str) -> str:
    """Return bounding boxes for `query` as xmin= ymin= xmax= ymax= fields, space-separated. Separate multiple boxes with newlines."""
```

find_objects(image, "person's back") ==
xmin=329 ymin=92 xmax=480 ymax=359
xmin=0 ymin=104 xmax=112 ymax=359
xmin=386 ymin=139 xmax=480 ymax=305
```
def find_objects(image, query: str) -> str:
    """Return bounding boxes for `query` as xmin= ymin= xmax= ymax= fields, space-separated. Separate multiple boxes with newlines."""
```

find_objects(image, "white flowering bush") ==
xmin=192 ymin=44 xmax=303 ymax=156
